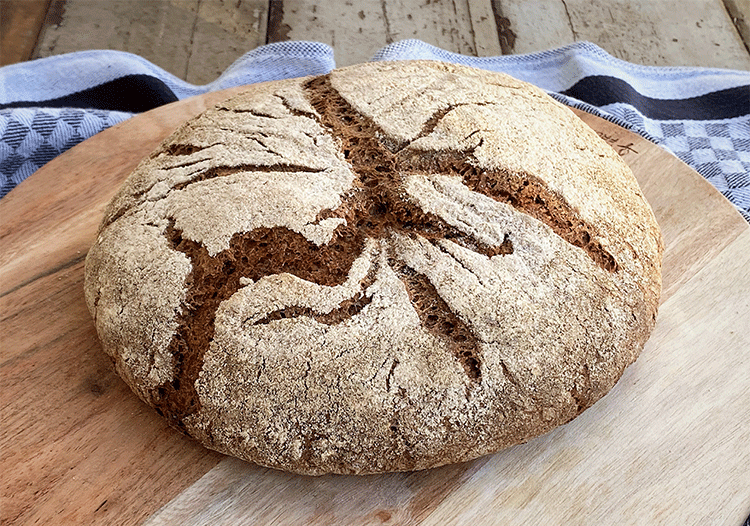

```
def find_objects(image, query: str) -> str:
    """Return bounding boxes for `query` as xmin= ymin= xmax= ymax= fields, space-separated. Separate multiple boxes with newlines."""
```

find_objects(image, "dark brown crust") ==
xmin=151 ymin=221 xmax=365 ymax=428
xmin=401 ymin=152 xmax=619 ymax=272
xmin=389 ymin=257 xmax=482 ymax=381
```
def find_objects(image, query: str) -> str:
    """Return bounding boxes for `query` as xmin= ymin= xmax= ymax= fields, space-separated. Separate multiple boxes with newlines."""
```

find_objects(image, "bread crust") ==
xmin=84 ymin=61 xmax=663 ymax=475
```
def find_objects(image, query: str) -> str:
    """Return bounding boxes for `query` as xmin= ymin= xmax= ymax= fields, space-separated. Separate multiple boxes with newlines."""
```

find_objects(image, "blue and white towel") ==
xmin=1 ymin=39 xmax=748 ymax=222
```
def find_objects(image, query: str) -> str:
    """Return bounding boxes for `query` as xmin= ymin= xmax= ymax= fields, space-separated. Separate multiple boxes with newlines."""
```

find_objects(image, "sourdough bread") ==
xmin=84 ymin=60 xmax=663 ymax=475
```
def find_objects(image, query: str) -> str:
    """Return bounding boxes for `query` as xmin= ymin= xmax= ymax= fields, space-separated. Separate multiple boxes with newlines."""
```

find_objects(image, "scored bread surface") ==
xmin=84 ymin=61 xmax=663 ymax=475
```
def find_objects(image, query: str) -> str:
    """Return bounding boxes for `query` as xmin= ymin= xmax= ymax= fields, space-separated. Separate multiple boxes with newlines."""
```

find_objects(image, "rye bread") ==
xmin=84 ymin=60 xmax=663 ymax=475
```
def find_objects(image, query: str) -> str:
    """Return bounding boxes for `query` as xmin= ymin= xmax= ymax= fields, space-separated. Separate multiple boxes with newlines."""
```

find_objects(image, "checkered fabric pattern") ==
xmin=0 ymin=107 xmax=131 ymax=197
xmin=590 ymin=105 xmax=750 ymax=222
xmin=547 ymin=101 xmax=750 ymax=222
xmin=654 ymin=119 xmax=750 ymax=221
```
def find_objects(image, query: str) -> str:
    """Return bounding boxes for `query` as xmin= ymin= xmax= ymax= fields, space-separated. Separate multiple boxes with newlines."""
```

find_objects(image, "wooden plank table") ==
xmin=2 ymin=0 xmax=750 ymax=72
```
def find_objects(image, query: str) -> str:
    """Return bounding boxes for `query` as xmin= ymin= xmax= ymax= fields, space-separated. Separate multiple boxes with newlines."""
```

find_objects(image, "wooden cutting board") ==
xmin=1 ymin=86 xmax=749 ymax=526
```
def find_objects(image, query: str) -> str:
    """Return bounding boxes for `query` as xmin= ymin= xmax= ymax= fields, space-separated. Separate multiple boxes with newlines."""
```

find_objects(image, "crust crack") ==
xmin=397 ymin=151 xmax=618 ymax=273
xmin=253 ymin=257 xmax=378 ymax=326
xmin=151 ymin=219 xmax=366 ymax=428
xmin=170 ymin=163 xmax=323 ymax=191
xmin=389 ymin=257 xmax=482 ymax=382
xmin=150 ymin=71 xmax=617 ymax=425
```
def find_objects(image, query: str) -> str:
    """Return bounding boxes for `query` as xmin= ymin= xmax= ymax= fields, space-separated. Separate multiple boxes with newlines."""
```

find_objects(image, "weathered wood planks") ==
xmin=30 ymin=0 xmax=268 ymax=85
xmin=0 ymin=0 xmax=51 ymax=66
xmin=495 ymin=0 xmax=750 ymax=68
xmin=3 ymin=0 xmax=747 ymax=79
xmin=266 ymin=0 xmax=499 ymax=66
xmin=268 ymin=0 xmax=750 ymax=67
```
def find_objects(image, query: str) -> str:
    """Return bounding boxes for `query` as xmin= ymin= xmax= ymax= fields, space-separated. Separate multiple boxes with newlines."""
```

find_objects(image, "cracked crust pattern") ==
xmin=84 ymin=61 xmax=663 ymax=475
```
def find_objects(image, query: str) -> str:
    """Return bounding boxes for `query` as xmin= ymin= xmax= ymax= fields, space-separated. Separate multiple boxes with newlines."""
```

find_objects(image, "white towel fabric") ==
xmin=1 ymin=39 xmax=748 ymax=222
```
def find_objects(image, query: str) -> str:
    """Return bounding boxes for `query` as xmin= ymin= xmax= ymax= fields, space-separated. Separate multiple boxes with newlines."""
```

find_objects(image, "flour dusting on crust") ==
xmin=84 ymin=61 xmax=663 ymax=475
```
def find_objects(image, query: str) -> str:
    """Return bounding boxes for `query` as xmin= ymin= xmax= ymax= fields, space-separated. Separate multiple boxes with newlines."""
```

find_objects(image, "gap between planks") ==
xmin=265 ymin=0 xmax=501 ymax=66
xmin=491 ymin=0 xmax=750 ymax=68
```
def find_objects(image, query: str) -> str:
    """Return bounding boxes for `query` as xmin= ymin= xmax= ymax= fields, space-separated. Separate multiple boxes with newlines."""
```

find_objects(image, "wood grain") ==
xmin=0 ymin=259 xmax=223 ymax=525
xmin=495 ymin=0 xmax=750 ymax=68
xmin=467 ymin=0 xmax=502 ymax=55
xmin=420 ymin=231 xmax=750 ymax=525
xmin=1 ymin=87 xmax=749 ymax=526
xmin=0 ymin=0 xmax=51 ymax=66
xmin=267 ymin=0 xmax=497 ymax=66
xmin=9 ymin=0 xmax=750 ymax=80
xmin=31 ymin=0 xmax=267 ymax=85
xmin=725 ymin=0 xmax=750 ymax=49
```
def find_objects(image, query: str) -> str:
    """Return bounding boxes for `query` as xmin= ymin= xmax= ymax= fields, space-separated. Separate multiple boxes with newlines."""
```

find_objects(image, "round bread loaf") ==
xmin=84 ymin=60 xmax=663 ymax=475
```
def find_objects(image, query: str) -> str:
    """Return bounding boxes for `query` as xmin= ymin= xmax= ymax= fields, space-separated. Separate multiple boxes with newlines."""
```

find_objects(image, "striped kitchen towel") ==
xmin=1 ymin=39 xmax=748 ymax=222
xmin=0 ymin=41 xmax=334 ymax=198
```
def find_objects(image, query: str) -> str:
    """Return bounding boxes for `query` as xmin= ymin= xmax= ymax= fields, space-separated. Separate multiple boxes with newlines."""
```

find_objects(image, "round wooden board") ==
xmin=1 ymin=87 xmax=748 ymax=526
